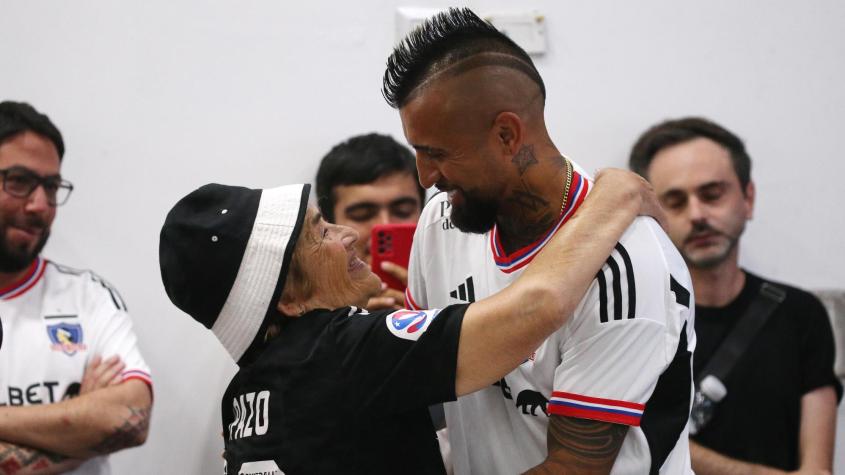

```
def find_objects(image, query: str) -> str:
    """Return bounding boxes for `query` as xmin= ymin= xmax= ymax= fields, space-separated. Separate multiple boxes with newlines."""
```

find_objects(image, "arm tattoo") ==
xmin=547 ymin=416 xmax=628 ymax=470
xmin=512 ymin=145 xmax=539 ymax=175
xmin=89 ymin=406 xmax=151 ymax=455
xmin=0 ymin=442 xmax=67 ymax=474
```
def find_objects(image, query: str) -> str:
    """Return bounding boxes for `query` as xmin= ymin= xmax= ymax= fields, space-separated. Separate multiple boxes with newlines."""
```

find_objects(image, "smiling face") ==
xmin=280 ymin=206 xmax=382 ymax=313
xmin=646 ymin=137 xmax=754 ymax=269
xmin=399 ymin=79 xmax=507 ymax=234
xmin=0 ymin=131 xmax=60 ymax=273
xmin=331 ymin=172 xmax=422 ymax=263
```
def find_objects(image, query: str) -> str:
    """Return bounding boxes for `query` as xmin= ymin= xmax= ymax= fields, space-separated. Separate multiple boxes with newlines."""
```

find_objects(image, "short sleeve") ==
xmin=331 ymin=305 xmax=467 ymax=415
xmin=547 ymin=229 xmax=691 ymax=427
xmin=85 ymin=279 xmax=152 ymax=387
xmin=548 ymin=280 xmax=667 ymax=426
xmin=799 ymin=294 xmax=842 ymax=400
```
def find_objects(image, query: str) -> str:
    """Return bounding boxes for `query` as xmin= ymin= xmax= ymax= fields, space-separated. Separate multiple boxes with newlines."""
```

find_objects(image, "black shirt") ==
xmin=221 ymin=305 xmax=466 ymax=475
xmin=692 ymin=271 xmax=842 ymax=470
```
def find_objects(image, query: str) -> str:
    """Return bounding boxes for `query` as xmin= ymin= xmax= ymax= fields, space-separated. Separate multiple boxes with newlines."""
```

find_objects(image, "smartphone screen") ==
xmin=370 ymin=223 xmax=416 ymax=291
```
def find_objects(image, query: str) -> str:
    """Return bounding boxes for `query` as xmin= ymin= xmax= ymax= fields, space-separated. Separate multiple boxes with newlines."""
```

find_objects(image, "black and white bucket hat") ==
xmin=159 ymin=183 xmax=310 ymax=365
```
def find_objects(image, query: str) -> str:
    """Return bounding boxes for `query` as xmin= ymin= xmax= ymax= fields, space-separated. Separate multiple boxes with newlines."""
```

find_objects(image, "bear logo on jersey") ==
xmin=386 ymin=309 xmax=439 ymax=341
xmin=47 ymin=323 xmax=87 ymax=356
xmin=516 ymin=390 xmax=549 ymax=416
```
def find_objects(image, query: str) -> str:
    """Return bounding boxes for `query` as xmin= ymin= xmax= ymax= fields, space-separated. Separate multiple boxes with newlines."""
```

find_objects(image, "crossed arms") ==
xmin=0 ymin=356 xmax=152 ymax=475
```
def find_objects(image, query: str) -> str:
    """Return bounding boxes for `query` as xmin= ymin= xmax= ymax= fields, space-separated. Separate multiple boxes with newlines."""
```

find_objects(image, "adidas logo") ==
xmin=449 ymin=276 xmax=476 ymax=303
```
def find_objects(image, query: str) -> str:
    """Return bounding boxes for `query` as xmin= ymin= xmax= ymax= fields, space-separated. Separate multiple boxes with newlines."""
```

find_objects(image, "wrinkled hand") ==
xmin=366 ymin=262 xmax=408 ymax=311
xmin=594 ymin=168 xmax=667 ymax=230
xmin=80 ymin=355 xmax=125 ymax=394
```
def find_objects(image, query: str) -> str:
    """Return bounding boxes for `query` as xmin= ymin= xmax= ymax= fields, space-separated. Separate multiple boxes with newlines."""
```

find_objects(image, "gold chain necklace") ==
xmin=559 ymin=157 xmax=573 ymax=216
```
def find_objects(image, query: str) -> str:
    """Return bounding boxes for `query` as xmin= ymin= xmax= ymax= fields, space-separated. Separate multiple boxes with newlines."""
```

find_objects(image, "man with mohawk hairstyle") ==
xmin=385 ymin=8 xmax=696 ymax=474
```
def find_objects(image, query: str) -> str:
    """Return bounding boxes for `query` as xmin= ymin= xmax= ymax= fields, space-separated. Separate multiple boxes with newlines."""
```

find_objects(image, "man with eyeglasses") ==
xmin=0 ymin=101 xmax=152 ymax=474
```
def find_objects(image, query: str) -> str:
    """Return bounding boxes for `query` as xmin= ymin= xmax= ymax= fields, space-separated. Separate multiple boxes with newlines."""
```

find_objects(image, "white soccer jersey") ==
xmin=0 ymin=257 xmax=152 ymax=475
xmin=406 ymin=166 xmax=696 ymax=475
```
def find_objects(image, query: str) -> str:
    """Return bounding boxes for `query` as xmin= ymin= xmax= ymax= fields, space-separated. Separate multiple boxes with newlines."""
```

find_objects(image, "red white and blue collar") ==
xmin=491 ymin=171 xmax=591 ymax=274
xmin=0 ymin=257 xmax=46 ymax=300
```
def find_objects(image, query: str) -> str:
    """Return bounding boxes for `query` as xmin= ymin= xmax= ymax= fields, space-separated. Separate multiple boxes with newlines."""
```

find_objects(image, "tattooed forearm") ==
xmin=89 ymin=406 xmax=151 ymax=455
xmin=0 ymin=442 xmax=68 ymax=475
xmin=512 ymin=145 xmax=539 ymax=175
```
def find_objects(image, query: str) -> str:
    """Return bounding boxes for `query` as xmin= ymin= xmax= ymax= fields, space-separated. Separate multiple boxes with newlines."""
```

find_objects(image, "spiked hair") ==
xmin=382 ymin=7 xmax=545 ymax=108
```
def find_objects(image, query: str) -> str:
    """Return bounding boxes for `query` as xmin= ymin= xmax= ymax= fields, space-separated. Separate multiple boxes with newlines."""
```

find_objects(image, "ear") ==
xmin=277 ymin=293 xmax=304 ymax=318
xmin=743 ymin=181 xmax=756 ymax=220
xmin=492 ymin=111 xmax=523 ymax=156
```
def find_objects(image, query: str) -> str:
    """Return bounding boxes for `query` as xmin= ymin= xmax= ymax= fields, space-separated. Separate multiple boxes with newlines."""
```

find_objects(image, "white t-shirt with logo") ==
xmin=406 ymin=166 xmax=696 ymax=474
xmin=0 ymin=257 xmax=152 ymax=475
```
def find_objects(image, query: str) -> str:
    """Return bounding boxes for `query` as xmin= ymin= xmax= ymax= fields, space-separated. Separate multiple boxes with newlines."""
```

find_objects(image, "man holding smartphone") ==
xmin=315 ymin=133 xmax=424 ymax=310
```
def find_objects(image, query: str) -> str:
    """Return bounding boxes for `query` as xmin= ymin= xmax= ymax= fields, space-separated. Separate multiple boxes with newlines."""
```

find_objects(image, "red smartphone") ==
xmin=370 ymin=223 xmax=416 ymax=291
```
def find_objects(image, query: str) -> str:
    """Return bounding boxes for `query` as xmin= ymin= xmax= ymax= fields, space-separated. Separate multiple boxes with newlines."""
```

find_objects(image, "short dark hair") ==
xmin=382 ymin=7 xmax=545 ymax=109
xmin=0 ymin=101 xmax=64 ymax=159
xmin=315 ymin=133 xmax=424 ymax=222
xmin=629 ymin=117 xmax=751 ymax=190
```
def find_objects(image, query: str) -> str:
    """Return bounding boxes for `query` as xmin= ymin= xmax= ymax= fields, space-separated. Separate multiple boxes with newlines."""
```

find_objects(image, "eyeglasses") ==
xmin=0 ymin=166 xmax=74 ymax=206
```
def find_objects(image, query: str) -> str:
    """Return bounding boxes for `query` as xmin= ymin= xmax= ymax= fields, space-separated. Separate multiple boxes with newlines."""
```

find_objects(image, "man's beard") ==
xmin=681 ymin=221 xmax=742 ymax=269
xmin=0 ymin=222 xmax=50 ymax=273
xmin=448 ymin=188 xmax=499 ymax=234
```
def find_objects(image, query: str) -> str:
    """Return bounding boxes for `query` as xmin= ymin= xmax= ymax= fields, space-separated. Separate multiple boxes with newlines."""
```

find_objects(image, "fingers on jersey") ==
xmin=80 ymin=355 xmax=125 ymax=394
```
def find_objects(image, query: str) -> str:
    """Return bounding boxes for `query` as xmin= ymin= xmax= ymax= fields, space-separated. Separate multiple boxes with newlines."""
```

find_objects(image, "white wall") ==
xmin=1 ymin=1 xmax=842 ymax=473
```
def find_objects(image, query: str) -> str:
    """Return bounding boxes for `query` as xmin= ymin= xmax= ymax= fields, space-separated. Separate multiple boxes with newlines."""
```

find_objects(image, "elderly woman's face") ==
xmin=293 ymin=206 xmax=382 ymax=309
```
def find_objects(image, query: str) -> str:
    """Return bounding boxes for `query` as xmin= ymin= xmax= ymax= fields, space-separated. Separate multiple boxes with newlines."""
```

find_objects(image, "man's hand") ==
xmin=593 ymin=168 xmax=666 ymax=230
xmin=80 ymin=356 xmax=124 ymax=395
xmin=366 ymin=262 xmax=408 ymax=310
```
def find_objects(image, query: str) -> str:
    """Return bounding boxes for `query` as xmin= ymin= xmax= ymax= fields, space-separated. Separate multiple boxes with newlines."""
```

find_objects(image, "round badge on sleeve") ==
xmin=386 ymin=309 xmax=440 ymax=341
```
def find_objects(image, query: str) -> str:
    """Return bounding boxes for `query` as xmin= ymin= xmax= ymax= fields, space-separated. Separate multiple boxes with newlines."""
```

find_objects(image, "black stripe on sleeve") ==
xmin=596 ymin=269 xmax=608 ymax=323
xmin=606 ymin=256 xmax=623 ymax=320
xmin=614 ymin=243 xmax=636 ymax=319
xmin=670 ymin=275 xmax=690 ymax=308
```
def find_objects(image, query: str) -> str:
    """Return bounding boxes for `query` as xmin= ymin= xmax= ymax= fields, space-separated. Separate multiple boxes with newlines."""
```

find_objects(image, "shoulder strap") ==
xmin=696 ymin=282 xmax=786 ymax=386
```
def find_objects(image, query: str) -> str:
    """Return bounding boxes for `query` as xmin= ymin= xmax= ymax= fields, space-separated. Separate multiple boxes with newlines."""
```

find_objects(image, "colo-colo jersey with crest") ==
xmin=405 ymin=162 xmax=697 ymax=475
xmin=0 ymin=257 xmax=152 ymax=475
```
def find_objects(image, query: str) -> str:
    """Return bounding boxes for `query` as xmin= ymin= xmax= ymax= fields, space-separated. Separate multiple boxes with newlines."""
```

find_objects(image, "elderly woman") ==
xmin=159 ymin=170 xmax=660 ymax=475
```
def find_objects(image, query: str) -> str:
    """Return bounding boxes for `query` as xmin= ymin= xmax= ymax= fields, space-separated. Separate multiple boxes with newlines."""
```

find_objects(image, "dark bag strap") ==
xmin=696 ymin=282 xmax=787 ymax=387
